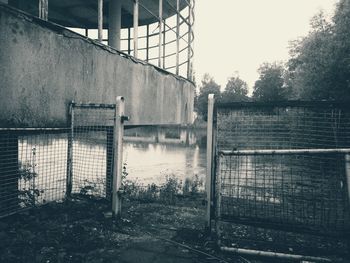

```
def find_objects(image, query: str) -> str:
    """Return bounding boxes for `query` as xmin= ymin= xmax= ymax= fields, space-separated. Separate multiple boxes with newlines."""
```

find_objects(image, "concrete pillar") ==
xmin=108 ymin=0 xmax=122 ymax=50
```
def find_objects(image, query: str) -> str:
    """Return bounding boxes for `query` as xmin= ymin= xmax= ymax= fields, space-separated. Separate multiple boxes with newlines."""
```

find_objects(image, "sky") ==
xmin=194 ymin=0 xmax=338 ymax=93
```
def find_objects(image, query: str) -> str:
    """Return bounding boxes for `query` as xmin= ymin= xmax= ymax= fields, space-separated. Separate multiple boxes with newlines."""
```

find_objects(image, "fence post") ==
xmin=206 ymin=94 xmax=215 ymax=230
xmin=112 ymin=96 xmax=126 ymax=217
xmin=345 ymin=154 xmax=350 ymax=205
xmin=66 ymin=101 xmax=74 ymax=197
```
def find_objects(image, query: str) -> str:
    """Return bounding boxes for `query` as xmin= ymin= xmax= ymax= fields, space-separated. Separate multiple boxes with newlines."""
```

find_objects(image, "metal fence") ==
xmin=68 ymin=103 xmax=116 ymax=200
xmin=0 ymin=129 xmax=69 ymax=218
xmin=0 ymin=98 xmax=126 ymax=218
xmin=207 ymin=99 xmax=350 ymax=260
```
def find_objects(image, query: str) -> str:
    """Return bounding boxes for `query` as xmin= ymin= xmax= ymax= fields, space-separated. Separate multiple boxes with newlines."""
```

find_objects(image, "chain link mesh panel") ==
xmin=215 ymin=102 xmax=350 ymax=256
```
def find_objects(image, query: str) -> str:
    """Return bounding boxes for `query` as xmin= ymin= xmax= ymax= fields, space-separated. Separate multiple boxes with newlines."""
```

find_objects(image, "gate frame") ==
xmin=205 ymin=94 xmax=350 ymax=261
xmin=66 ymin=97 xmax=128 ymax=217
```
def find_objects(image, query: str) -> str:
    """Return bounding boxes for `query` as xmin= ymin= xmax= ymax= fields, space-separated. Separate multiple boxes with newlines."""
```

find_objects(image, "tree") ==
xmin=252 ymin=62 xmax=288 ymax=101
xmin=221 ymin=74 xmax=250 ymax=103
xmin=195 ymin=74 xmax=221 ymax=120
xmin=287 ymin=10 xmax=335 ymax=99
xmin=287 ymin=3 xmax=350 ymax=100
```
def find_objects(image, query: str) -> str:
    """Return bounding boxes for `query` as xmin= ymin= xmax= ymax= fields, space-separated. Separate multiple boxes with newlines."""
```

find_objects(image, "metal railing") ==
xmin=86 ymin=0 xmax=195 ymax=80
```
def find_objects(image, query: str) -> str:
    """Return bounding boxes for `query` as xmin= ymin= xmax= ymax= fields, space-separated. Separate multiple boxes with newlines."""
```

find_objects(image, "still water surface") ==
xmin=18 ymin=129 xmax=207 ymax=203
xmin=124 ymin=142 xmax=206 ymax=186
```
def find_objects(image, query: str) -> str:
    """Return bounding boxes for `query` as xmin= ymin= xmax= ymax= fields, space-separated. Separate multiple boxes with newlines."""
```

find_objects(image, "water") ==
xmin=16 ymin=128 xmax=207 ymax=204
xmin=124 ymin=142 xmax=206 ymax=187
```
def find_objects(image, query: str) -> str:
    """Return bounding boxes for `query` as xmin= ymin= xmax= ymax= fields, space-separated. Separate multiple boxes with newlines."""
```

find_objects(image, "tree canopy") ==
xmin=287 ymin=0 xmax=350 ymax=100
xmin=195 ymin=74 xmax=221 ymax=120
xmin=252 ymin=62 xmax=288 ymax=101
xmin=221 ymin=74 xmax=250 ymax=103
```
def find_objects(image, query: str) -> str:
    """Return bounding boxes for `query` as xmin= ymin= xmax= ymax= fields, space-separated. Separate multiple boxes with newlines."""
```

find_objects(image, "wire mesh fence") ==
xmin=70 ymin=103 xmax=116 ymax=200
xmin=0 ymin=103 xmax=118 ymax=218
xmin=0 ymin=129 xmax=69 ymax=218
xmin=217 ymin=102 xmax=350 ymax=150
xmin=214 ymin=101 xmax=350 ymax=257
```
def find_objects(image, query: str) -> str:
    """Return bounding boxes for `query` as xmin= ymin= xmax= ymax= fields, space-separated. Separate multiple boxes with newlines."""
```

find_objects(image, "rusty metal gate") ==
xmin=206 ymin=97 xmax=350 ymax=261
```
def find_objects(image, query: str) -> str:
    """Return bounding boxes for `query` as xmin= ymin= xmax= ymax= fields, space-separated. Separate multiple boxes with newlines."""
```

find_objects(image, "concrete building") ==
xmin=0 ymin=0 xmax=195 ymax=127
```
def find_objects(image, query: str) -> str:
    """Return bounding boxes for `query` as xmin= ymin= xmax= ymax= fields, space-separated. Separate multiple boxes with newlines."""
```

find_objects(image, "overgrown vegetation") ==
xmin=18 ymin=147 xmax=42 ymax=206
xmin=121 ymin=163 xmax=204 ymax=205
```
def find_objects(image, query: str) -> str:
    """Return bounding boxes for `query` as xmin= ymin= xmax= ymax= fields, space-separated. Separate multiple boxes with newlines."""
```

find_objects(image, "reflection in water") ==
xmin=17 ymin=129 xmax=207 ymax=204
xmin=123 ymin=142 xmax=206 ymax=187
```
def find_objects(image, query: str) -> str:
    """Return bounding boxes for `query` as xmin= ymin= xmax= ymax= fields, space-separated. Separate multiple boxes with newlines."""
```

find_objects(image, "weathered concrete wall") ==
xmin=0 ymin=4 xmax=195 ymax=128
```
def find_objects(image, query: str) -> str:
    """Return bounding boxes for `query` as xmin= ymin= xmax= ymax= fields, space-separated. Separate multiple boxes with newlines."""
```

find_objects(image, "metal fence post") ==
xmin=112 ymin=96 xmax=126 ymax=217
xmin=66 ymin=101 xmax=74 ymax=197
xmin=206 ymin=94 xmax=215 ymax=230
xmin=345 ymin=154 xmax=350 ymax=205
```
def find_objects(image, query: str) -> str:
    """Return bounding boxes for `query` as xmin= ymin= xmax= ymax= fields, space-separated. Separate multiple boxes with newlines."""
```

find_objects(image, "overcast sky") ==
xmin=194 ymin=0 xmax=338 ymax=93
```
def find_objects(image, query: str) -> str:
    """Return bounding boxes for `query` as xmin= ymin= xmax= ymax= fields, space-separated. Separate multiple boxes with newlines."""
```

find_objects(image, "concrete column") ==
xmin=108 ymin=0 xmax=122 ymax=50
xmin=133 ymin=0 xmax=139 ymax=58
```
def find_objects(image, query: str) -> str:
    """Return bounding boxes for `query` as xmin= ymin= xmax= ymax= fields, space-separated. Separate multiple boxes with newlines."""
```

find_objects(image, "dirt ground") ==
xmin=0 ymin=196 xmax=246 ymax=263
xmin=0 ymin=196 xmax=348 ymax=263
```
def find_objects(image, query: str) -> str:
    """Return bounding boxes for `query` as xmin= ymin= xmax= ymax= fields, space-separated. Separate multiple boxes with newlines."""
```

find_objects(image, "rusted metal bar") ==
xmin=158 ymin=0 xmax=163 ymax=67
xmin=98 ymin=0 xmax=103 ymax=42
xmin=220 ymin=148 xmax=350 ymax=156
xmin=146 ymin=24 xmax=149 ymax=62
xmin=175 ymin=0 xmax=180 ymax=75
xmin=346 ymin=154 xmax=350 ymax=205
xmin=133 ymin=0 xmax=139 ymax=58
xmin=66 ymin=101 xmax=74 ymax=197
xmin=220 ymin=247 xmax=332 ymax=262
xmin=187 ymin=0 xmax=192 ymax=80
xmin=163 ymin=21 xmax=166 ymax=68
xmin=128 ymin=27 xmax=131 ymax=55
xmin=39 ymin=0 xmax=48 ymax=21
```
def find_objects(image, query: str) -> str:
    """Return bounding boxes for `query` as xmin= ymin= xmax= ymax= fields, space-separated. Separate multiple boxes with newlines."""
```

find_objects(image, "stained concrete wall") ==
xmin=0 ymin=4 xmax=195 ymax=128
